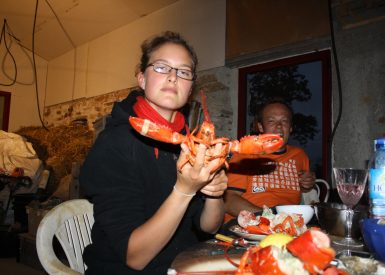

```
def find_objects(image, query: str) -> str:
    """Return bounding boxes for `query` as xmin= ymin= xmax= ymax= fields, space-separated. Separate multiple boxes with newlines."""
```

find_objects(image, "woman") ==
xmin=80 ymin=31 xmax=227 ymax=275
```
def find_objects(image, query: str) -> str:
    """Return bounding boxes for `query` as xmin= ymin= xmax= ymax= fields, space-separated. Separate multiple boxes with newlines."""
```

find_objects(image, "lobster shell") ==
xmin=286 ymin=228 xmax=336 ymax=274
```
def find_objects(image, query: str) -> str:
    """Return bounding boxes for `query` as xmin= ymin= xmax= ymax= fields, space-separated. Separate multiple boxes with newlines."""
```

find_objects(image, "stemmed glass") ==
xmin=333 ymin=168 xmax=368 ymax=247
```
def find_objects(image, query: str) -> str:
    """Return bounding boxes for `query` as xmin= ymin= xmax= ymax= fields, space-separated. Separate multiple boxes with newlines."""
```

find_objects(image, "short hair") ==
xmin=255 ymin=97 xmax=294 ymax=124
xmin=137 ymin=31 xmax=198 ymax=78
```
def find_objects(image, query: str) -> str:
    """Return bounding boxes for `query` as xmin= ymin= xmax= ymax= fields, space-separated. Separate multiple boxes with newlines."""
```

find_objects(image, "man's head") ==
xmin=255 ymin=99 xmax=293 ymax=149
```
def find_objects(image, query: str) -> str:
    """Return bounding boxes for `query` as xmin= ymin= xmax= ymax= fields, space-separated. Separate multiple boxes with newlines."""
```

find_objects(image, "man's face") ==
xmin=257 ymin=103 xmax=292 ymax=148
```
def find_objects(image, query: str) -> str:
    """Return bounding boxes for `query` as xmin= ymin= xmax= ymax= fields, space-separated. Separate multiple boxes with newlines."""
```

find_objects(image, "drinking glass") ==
xmin=333 ymin=168 xmax=368 ymax=247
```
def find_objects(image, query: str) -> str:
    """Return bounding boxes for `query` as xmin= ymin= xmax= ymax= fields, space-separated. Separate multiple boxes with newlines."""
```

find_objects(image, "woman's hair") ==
xmin=137 ymin=31 xmax=198 ymax=77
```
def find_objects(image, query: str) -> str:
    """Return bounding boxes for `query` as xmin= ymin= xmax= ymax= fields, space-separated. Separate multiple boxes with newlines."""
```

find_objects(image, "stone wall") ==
xmin=43 ymin=88 xmax=136 ymax=129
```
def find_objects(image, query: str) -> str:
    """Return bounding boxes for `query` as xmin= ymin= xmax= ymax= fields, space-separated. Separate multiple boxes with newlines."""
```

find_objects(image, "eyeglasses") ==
xmin=147 ymin=63 xmax=195 ymax=81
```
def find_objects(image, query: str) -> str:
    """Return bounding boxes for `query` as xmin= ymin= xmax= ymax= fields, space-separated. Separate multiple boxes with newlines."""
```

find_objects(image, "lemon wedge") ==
xmin=259 ymin=233 xmax=294 ymax=248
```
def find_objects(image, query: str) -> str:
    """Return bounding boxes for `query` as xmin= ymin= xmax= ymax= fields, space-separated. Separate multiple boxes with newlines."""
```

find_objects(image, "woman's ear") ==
xmin=137 ymin=72 xmax=146 ymax=90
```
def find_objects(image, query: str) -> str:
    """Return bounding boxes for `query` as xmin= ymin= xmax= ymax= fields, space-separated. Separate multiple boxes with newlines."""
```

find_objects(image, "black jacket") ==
xmin=80 ymin=91 xmax=205 ymax=275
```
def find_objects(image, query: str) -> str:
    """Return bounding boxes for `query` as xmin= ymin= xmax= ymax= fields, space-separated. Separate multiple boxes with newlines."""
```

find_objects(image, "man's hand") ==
xmin=299 ymin=171 xmax=316 ymax=192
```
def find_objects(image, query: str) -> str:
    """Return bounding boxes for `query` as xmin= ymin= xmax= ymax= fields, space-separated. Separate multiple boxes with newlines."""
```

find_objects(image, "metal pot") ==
xmin=314 ymin=202 xmax=369 ymax=238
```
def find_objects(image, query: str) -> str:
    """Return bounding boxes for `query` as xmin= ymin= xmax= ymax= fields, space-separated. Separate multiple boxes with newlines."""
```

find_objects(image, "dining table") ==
xmin=169 ymin=226 xmax=380 ymax=275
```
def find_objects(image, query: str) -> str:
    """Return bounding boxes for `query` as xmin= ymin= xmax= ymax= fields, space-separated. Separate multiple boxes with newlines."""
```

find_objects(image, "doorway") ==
xmin=0 ymin=91 xmax=11 ymax=131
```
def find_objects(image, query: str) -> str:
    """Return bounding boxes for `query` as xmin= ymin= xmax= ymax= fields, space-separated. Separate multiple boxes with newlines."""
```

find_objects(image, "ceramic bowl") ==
xmin=275 ymin=205 xmax=314 ymax=224
xmin=361 ymin=218 xmax=385 ymax=263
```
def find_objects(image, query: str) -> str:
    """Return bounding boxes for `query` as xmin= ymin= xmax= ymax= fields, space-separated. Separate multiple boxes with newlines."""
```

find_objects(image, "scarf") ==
xmin=132 ymin=96 xmax=186 ymax=158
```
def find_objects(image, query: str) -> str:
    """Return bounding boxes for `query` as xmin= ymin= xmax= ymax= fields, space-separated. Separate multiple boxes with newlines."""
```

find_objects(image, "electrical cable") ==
xmin=0 ymin=19 xmax=17 ymax=86
xmin=1 ymin=21 xmax=35 ymax=85
xmin=327 ymin=0 xmax=343 ymax=184
xmin=32 ymin=0 xmax=49 ymax=131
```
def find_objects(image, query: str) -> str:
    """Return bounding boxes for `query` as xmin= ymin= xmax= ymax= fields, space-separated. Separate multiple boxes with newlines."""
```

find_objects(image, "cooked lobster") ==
xmin=236 ymin=228 xmax=348 ymax=275
xmin=237 ymin=207 xmax=307 ymax=237
xmin=129 ymin=91 xmax=284 ymax=173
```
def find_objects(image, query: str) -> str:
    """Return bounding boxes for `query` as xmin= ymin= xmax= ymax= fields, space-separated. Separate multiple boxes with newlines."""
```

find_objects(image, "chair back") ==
xmin=315 ymin=179 xmax=330 ymax=202
xmin=36 ymin=199 xmax=94 ymax=275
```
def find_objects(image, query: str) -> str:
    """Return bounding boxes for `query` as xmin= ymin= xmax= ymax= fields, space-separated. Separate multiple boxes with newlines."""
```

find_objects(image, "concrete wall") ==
xmin=331 ymin=20 xmax=385 ymax=169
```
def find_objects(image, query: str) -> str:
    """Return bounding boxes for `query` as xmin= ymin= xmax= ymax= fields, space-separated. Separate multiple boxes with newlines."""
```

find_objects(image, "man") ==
xmin=224 ymin=99 xmax=315 ymax=223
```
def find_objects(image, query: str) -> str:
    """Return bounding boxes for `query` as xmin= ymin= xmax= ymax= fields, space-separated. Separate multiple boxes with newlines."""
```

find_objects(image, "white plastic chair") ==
xmin=36 ymin=199 xmax=94 ymax=275
xmin=315 ymin=179 xmax=330 ymax=202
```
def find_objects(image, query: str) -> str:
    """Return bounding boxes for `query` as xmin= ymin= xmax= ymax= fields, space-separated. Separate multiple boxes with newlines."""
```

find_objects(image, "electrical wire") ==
xmin=0 ymin=19 xmax=17 ymax=86
xmin=32 ymin=0 xmax=49 ymax=131
xmin=1 ymin=21 xmax=35 ymax=85
xmin=327 ymin=0 xmax=343 ymax=184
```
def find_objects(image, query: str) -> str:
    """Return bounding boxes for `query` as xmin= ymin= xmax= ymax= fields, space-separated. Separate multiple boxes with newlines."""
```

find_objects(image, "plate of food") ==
xmin=228 ymin=225 xmax=267 ymax=241
xmin=234 ymin=206 xmax=308 ymax=238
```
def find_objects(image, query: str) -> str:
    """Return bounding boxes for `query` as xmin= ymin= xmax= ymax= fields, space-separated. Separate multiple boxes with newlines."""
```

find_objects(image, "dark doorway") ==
xmin=0 ymin=91 xmax=11 ymax=132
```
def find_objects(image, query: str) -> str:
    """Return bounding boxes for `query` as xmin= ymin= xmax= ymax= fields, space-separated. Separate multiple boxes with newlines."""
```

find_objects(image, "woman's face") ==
xmin=257 ymin=103 xmax=293 ymax=147
xmin=137 ymin=42 xmax=194 ymax=121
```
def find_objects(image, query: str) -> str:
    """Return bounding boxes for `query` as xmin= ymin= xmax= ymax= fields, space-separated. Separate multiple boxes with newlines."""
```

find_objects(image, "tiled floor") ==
xmin=0 ymin=257 xmax=46 ymax=275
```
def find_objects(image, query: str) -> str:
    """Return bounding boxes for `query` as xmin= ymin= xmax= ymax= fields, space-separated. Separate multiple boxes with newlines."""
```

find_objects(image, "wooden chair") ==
xmin=36 ymin=199 xmax=94 ymax=274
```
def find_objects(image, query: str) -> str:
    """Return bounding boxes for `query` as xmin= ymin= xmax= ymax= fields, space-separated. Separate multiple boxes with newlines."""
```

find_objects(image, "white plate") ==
xmin=229 ymin=225 xmax=267 ymax=241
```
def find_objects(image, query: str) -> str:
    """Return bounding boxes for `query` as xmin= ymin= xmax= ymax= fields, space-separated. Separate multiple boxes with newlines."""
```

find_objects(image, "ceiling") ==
xmin=0 ymin=0 xmax=180 ymax=60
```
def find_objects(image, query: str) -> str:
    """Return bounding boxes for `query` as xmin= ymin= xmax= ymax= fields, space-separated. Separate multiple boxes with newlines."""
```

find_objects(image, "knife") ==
xmin=215 ymin=233 xmax=250 ymax=248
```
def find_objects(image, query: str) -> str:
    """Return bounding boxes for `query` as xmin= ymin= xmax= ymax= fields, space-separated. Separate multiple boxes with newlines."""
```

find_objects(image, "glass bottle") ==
xmin=369 ymin=138 xmax=385 ymax=219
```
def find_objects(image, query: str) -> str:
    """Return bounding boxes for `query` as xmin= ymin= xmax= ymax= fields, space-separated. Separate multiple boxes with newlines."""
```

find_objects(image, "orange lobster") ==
xmin=238 ymin=209 xmax=306 ymax=237
xmin=236 ymin=228 xmax=348 ymax=275
xmin=129 ymin=91 xmax=284 ymax=173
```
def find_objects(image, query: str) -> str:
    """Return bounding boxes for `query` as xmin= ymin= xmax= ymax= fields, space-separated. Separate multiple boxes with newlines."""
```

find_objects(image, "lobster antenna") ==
xmin=200 ymin=90 xmax=212 ymax=123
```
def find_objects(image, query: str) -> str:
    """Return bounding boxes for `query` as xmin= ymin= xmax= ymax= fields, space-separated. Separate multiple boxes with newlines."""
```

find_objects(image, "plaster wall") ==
xmin=0 ymin=45 xmax=48 ymax=132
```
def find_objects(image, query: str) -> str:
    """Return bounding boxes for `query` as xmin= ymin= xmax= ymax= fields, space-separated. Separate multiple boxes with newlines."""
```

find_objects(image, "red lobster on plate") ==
xmin=129 ymin=91 xmax=284 ymax=173
xmin=236 ymin=228 xmax=348 ymax=275
xmin=238 ymin=208 xmax=307 ymax=237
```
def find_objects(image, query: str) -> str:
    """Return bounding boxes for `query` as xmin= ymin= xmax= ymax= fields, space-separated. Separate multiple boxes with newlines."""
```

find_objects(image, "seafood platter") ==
xmin=169 ymin=207 xmax=385 ymax=275
xmin=230 ymin=206 xmax=308 ymax=239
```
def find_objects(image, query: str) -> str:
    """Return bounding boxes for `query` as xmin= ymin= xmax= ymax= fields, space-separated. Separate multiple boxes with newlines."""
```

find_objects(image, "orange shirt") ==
xmin=224 ymin=145 xmax=310 ymax=223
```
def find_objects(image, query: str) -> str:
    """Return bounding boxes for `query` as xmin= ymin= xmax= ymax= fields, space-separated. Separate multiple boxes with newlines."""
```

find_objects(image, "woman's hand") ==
xmin=201 ymin=143 xmax=228 ymax=197
xmin=175 ymin=142 xmax=227 ymax=196
xmin=175 ymin=143 xmax=215 ymax=195
xmin=200 ymin=169 xmax=227 ymax=197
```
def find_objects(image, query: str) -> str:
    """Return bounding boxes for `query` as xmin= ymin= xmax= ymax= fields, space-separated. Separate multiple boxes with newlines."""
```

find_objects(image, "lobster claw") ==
xmin=129 ymin=116 xmax=186 ymax=144
xmin=229 ymin=134 xmax=284 ymax=155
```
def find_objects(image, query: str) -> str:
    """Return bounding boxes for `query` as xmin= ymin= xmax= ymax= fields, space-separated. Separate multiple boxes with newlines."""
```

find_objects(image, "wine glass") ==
xmin=333 ymin=168 xmax=368 ymax=247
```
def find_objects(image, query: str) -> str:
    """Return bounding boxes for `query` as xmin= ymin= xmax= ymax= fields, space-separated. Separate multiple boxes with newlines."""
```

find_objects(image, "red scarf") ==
xmin=133 ymin=96 xmax=185 ymax=132
xmin=133 ymin=96 xmax=186 ymax=158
